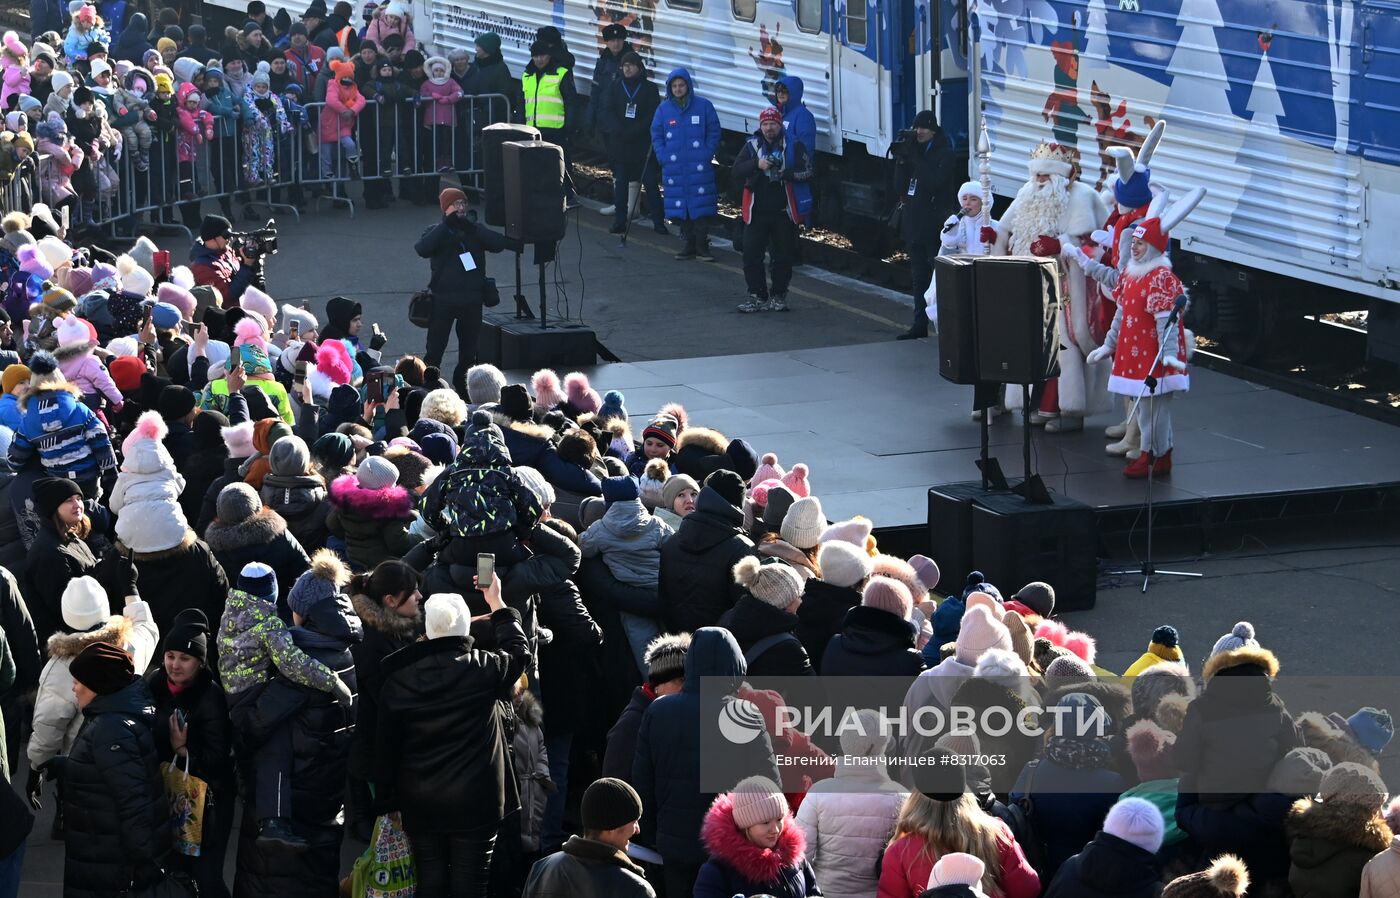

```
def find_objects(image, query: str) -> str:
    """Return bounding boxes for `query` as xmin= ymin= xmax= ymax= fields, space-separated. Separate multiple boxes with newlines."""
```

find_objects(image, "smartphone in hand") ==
xmin=477 ymin=553 xmax=495 ymax=589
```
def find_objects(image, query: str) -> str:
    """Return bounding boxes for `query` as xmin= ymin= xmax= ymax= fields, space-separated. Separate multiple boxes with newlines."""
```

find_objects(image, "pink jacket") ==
xmin=877 ymin=823 xmax=1040 ymax=898
xmin=419 ymin=78 xmax=462 ymax=127
xmin=0 ymin=62 xmax=29 ymax=109
xmin=58 ymin=349 xmax=124 ymax=409
xmin=36 ymin=136 xmax=82 ymax=202
xmin=364 ymin=14 xmax=415 ymax=54
xmin=320 ymin=84 xmax=365 ymax=142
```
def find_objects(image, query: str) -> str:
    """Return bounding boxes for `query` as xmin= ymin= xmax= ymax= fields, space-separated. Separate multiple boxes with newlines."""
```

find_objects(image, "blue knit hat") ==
xmin=239 ymin=561 xmax=278 ymax=603
xmin=602 ymin=474 xmax=639 ymax=507
xmin=1114 ymin=168 xmax=1152 ymax=210
xmin=1329 ymin=708 xmax=1394 ymax=757
xmin=932 ymin=592 xmax=966 ymax=646
xmin=597 ymin=389 xmax=627 ymax=423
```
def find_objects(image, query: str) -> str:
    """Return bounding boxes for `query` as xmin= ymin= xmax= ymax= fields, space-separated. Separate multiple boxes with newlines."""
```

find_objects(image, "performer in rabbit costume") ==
xmin=1062 ymin=120 xmax=1166 ymax=458
xmin=992 ymin=141 xmax=1109 ymax=432
xmin=1086 ymin=187 xmax=1205 ymax=478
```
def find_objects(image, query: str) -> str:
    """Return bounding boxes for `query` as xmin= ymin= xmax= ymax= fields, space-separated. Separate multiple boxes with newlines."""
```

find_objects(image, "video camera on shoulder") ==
xmin=232 ymin=219 xmax=279 ymax=258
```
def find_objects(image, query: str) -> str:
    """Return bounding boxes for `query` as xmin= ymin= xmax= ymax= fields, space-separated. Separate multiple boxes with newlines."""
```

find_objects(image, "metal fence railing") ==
xmin=51 ymin=91 xmax=516 ymax=230
xmin=1 ymin=153 xmax=42 ymax=218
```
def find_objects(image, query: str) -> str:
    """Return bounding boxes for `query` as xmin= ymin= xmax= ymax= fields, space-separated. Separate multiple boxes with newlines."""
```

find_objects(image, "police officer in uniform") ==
xmin=895 ymin=109 xmax=955 ymax=340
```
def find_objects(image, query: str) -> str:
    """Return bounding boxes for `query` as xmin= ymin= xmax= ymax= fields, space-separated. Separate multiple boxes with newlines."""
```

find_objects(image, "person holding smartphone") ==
xmin=145 ymin=609 xmax=235 ymax=898
xmin=373 ymin=573 xmax=532 ymax=898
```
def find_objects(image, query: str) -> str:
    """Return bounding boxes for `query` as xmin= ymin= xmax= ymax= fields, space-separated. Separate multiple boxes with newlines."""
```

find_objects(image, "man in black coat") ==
xmin=658 ymin=472 xmax=758 ymax=634
xmin=55 ymin=643 xmax=171 ymax=897
xmin=585 ymin=23 xmax=632 ymax=132
xmin=895 ymin=109 xmax=956 ymax=340
xmin=522 ymin=778 xmax=655 ymax=898
xmin=414 ymin=188 xmax=516 ymax=395
xmin=0 ymin=567 xmax=39 ymax=775
xmin=598 ymin=51 xmax=665 ymax=235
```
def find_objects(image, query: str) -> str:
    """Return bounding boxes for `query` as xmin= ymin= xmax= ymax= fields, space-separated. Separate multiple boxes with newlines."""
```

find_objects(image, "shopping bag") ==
xmin=160 ymin=754 xmax=208 ymax=857
xmin=350 ymin=812 xmax=416 ymax=898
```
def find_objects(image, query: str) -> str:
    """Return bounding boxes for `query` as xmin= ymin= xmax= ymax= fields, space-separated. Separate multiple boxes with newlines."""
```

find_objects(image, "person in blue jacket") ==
xmin=773 ymin=76 xmax=815 ymax=166
xmin=201 ymin=65 xmax=254 ymax=218
xmin=651 ymin=68 xmax=720 ymax=262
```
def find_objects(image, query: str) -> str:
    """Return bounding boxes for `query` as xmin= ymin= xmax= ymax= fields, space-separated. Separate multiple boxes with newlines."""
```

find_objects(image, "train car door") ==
xmin=836 ymin=0 xmax=884 ymax=145
xmin=1359 ymin=0 xmax=1400 ymax=281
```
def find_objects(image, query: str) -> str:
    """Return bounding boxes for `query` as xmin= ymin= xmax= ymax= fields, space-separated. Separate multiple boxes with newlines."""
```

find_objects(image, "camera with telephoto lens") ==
xmin=764 ymin=151 xmax=784 ymax=179
xmin=891 ymin=128 xmax=919 ymax=161
xmin=233 ymin=219 xmax=279 ymax=258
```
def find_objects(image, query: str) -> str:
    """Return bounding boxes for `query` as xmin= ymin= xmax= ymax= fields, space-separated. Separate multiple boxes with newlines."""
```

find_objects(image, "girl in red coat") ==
xmin=697 ymin=775 xmax=822 ymax=898
xmin=320 ymin=58 xmax=364 ymax=179
xmin=1088 ymin=188 xmax=1206 ymax=478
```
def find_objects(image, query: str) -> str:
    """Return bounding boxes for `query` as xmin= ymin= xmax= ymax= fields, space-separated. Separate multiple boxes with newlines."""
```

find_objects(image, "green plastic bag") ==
xmin=350 ymin=812 xmax=416 ymax=898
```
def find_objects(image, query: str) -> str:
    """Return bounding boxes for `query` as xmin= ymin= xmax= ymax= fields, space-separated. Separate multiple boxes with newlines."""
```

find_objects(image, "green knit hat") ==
xmin=474 ymin=32 xmax=501 ymax=55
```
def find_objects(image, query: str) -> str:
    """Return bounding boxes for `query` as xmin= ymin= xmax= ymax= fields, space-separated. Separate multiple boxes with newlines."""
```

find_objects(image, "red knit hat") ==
xmin=109 ymin=356 xmax=146 ymax=394
xmin=759 ymin=106 xmax=782 ymax=124
xmin=1133 ymin=218 xmax=1170 ymax=253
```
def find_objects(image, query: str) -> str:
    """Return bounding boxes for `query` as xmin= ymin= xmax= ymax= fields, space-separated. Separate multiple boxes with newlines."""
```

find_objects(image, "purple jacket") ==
xmin=419 ymin=78 xmax=463 ymax=128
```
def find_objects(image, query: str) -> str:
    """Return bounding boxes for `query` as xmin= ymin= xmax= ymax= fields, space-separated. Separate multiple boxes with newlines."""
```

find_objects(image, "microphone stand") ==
xmin=1124 ymin=298 xmax=1200 ymax=593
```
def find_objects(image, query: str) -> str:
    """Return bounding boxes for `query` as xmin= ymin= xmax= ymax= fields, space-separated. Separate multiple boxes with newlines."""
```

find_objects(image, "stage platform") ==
xmin=508 ymin=340 xmax=1400 ymax=550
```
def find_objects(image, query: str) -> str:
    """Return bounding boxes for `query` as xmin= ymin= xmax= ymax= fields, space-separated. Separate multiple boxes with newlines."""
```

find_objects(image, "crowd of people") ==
xmin=0 ymin=181 xmax=1396 ymax=898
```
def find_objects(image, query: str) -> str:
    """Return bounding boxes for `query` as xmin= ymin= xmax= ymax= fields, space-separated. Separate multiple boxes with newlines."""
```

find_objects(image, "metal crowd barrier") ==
xmin=86 ymin=91 xmax=512 ymax=230
xmin=2 ymin=153 xmax=42 ymax=218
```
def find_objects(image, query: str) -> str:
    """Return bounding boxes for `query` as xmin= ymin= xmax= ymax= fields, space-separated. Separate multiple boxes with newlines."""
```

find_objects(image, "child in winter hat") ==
xmin=1208 ymin=621 xmax=1259 ymax=659
xmin=596 ymin=389 xmax=627 ymax=424
xmin=924 ymin=853 xmax=989 ymax=897
xmin=1324 ymin=707 xmax=1394 ymax=758
xmin=108 ymin=411 xmax=190 ymax=553
xmin=1161 ymin=855 xmax=1249 ymax=898
xmin=862 ymin=575 xmax=913 ymax=621
xmin=733 ymin=555 xmax=804 ymax=612
xmin=1123 ymin=624 xmax=1186 ymax=676
xmin=699 ymin=775 xmax=810 ymax=896
xmin=9 ymin=351 xmax=116 ymax=491
xmin=815 ymin=539 xmax=872 ymax=589
xmin=1102 ymin=796 xmax=1167 ymax=855
xmin=638 ymin=457 xmax=668 ymax=511
xmin=780 ymin=495 xmax=825 ymax=552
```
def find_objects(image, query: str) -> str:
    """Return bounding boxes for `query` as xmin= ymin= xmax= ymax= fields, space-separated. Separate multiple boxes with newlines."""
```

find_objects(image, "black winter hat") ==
xmin=916 ymin=747 xmax=967 ymax=802
xmin=193 ymin=408 xmax=230 ymax=450
xmin=32 ymin=476 xmax=82 ymax=519
xmin=313 ymin=432 xmax=355 ymax=469
xmin=200 ymin=214 xmax=233 ymax=242
xmin=70 ymin=642 xmax=135 ymax=695
xmin=580 ymin=777 xmax=643 ymax=833
xmin=913 ymin=109 xmax=938 ymax=130
xmin=498 ymin=383 xmax=532 ymax=422
xmin=165 ymin=608 xmax=210 ymax=663
xmin=403 ymin=49 xmax=425 ymax=69
xmin=704 ymin=469 xmax=745 ymax=509
xmin=724 ymin=438 xmax=760 ymax=481
xmin=602 ymin=23 xmax=627 ymax=41
xmin=1013 ymin=581 xmax=1055 ymax=619
xmin=158 ymin=384 xmax=197 ymax=421
xmin=302 ymin=0 xmax=328 ymax=18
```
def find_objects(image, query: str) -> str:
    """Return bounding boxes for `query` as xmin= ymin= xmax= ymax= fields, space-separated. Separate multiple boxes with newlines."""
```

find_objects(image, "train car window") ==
xmin=732 ymin=0 xmax=756 ymax=20
xmin=667 ymin=0 xmax=702 ymax=11
xmin=845 ymin=0 xmax=867 ymax=46
xmin=796 ymin=0 xmax=820 ymax=32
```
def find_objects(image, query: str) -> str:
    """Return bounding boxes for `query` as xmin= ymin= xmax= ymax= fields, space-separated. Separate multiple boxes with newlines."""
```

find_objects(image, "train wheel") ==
xmin=1218 ymin=288 xmax=1279 ymax=364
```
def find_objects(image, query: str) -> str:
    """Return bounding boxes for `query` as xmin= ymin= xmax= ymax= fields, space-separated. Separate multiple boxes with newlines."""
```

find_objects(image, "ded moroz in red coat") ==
xmin=1107 ymin=259 xmax=1189 ymax=398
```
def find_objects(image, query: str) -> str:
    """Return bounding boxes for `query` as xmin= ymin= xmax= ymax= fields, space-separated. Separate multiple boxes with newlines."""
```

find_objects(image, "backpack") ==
xmin=744 ymin=631 xmax=800 ymax=669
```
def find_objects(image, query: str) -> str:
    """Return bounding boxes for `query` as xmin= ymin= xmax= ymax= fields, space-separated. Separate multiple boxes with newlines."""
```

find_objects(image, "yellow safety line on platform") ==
xmin=576 ymin=217 xmax=905 ymax=329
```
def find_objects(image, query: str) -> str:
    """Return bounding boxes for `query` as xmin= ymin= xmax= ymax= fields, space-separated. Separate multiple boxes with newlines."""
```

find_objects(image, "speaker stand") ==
xmin=975 ymin=406 xmax=1008 ymax=491
xmin=1012 ymin=384 xmax=1052 ymax=505
xmin=537 ymin=262 xmax=549 ymax=329
xmin=513 ymin=253 xmax=534 ymax=319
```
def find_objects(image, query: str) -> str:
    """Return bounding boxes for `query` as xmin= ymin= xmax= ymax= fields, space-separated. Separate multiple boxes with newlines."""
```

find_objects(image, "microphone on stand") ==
xmin=1166 ymin=293 xmax=1188 ymax=326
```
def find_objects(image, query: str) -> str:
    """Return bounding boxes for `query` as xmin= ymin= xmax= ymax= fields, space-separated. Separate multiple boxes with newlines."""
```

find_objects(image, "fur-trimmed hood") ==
xmin=677 ymin=425 xmax=727 ymax=457
xmin=46 ymin=615 xmax=133 ymax=659
xmin=1287 ymin=797 xmax=1393 ymax=855
xmin=350 ymin=592 xmax=423 ymax=640
xmin=1296 ymin=711 xmax=1384 ymax=772
xmin=329 ymin=473 xmax=415 ymax=520
xmin=53 ymin=339 xmax=96 ymax=364
xmin=700 ymin=792 xmax=805 ymax=884
xmin=489 ymin=411 xmax=555 ymax=443
xmin=1204 ymin=645 xmax=1280 ymax=681
xmin=203 ymin=506 xmax=288 ymax=553
xmin=115 ymin=529 xmax=198 ymax=561
xmin=515 ymin=688 xmax=543 ymax=727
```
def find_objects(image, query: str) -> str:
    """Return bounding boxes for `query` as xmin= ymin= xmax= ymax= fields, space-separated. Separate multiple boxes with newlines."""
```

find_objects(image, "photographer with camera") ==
xmin=732 ymin=106 xmax=812 ymax=313
xmin=414 ymin=188 xmax=517 ymax=395
xmin=189 ymin=214 xmax=270 ymax=308
xmin=893 ymin=109 xmax=956 ymax=340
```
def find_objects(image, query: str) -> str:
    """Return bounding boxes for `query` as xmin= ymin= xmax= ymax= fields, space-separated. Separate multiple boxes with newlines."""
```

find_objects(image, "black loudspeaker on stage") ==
xmin=973 ymin=256 xmax=1060 ymax=385
xmin=482 ymin=123 xmax=540 ymax=227
xmin=502 ymin=141 xmax=568 ymax=244
xmin=935 ymin=255 xmax=979 ymax=385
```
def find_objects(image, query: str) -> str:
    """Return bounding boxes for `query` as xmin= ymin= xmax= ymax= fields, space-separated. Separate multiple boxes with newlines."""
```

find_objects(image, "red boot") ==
xmin=1123 ymin=452 xmax=1152 ymax=479
xmin=1151 ymin=449 xmax=1173 ymax=476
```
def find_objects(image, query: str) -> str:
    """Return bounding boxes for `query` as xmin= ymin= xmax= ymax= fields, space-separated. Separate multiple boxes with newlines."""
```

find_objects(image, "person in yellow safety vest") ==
xmin=522 ymin=40 xmax=580 ymax=202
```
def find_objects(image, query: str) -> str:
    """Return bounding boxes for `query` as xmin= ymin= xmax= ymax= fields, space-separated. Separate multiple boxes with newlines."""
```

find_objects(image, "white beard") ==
xmin=1008 ymin=176 xmax=1069 ymax=256
xmin=1124 ymin=252 xmax=1171 ymax=280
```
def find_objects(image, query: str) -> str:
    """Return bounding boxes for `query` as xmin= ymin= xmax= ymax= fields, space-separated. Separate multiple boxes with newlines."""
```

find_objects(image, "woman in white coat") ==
xmin=795 ymin=708 xmax=908 ymax=898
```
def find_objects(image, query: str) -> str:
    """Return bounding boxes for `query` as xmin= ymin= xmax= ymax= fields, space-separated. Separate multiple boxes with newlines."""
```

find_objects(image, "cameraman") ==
xmin=894 ymin=110 xmax=955 ymax=340
xmin=732 ymin=106 xmax=812 ymax=313
xmin=414 ymin=188 xmax=516 ymax=394
xmin=189 ymin=214 xmax=263 ymax=307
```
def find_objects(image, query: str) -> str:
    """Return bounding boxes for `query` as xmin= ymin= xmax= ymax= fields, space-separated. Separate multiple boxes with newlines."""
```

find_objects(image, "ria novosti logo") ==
xmin=716 ymin=697 xmax=766 ymax=744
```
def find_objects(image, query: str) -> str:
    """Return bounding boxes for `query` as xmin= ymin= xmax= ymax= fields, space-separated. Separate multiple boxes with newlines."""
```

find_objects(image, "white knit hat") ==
xmin=728 ymin=775 xmax=787 ymax=829
xmin=954 ymin=605 xmax=1012 ymax=666
xmin=780 ymin=495 xmax=825 ymax=550
xmin=424 ymin=593 xmax=470 ymax=639
xmin=928 ymin=852 xmax=987 ymax=893
xmin=1104 ymin=797 xmax=1166 ymax=854
xmin=817 ymin=540 xmax=872 ymax=588
xmin=62 ymin=576 xmax=110 ymax=632
xmin=1209 ymin=621 xmax=1259 ymax=658
xmin=513 ymin=465 xmax=554 ymax=510
xmin=839 ymin=708 xmax=890 ymax=758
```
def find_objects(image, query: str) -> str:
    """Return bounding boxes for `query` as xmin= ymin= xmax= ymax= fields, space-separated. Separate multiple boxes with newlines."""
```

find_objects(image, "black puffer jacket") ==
xmin=794 ymin=578 xmax=861 ymax=673
xmin=99 ymin=533 xmax=230 ymax=669
xmin=373 ymin=609 xmax=531 ymax=834
xmin=259 ymin=471 xmax=331 ymax=552
xmin=204 ymin=507 xmax=311 ymax=608
xmin=146 ymin=666 xmax=234 ymax=791
xmin=232 ymin=596 xmax=361 ymax=898
xmin=1042 ymin=831 xmax=1163 ymax=898
xmin=717 ymin=593 xmax=813 ymax=678
xmin=413 ymin=214 xmax=514 ymax=306
xmin=25 ymin=518 xmax=101 ymax=647
xmin=820 ymin=604 xmax=925 ymax=679
xmin=348 ymin=592 xmax=422 ymax=781
xmin=58 ymin=676 xmax=170 ymax=898
xmin=659 ymin=487 xmax=757 ymax=634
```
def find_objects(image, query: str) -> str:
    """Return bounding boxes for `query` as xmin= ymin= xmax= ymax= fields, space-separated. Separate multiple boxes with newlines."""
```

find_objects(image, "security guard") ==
xmin=895 ymin=109 xmax=956 ymax=340
xmin=522 ymin=39 xmax=580 ymax=202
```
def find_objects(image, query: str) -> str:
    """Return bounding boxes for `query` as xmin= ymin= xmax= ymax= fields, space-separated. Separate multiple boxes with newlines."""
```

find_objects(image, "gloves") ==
xmin=369 ymin=330 xmax=388 ymax=352
xmin=26 ymin=768 xmax=42 ymax=811
xmin=1162 ymin=354 xmax=1187 ymax=371
xmin=1030 ymin=235 xmax=1062 ymax=257
xmin=119 ymin=554 xmax=139 ymax=598
xmin=1086 ymin=345 xmax=1112 ymax=365
xmin=332 ymin=676 xmax=354 ymax=709
xmin=979 ymin=226 xmax=997 ymax=244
